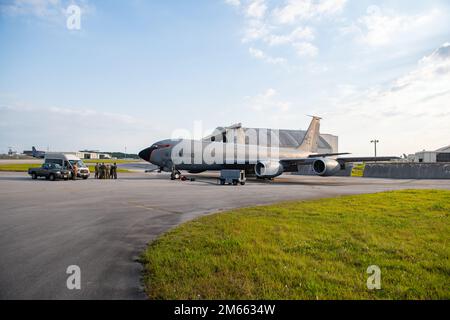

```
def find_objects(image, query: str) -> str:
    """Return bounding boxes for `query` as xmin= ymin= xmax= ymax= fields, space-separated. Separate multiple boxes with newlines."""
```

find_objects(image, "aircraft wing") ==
xmin=280 ymin=153 xmax=349 ymax=164
xmin=280 ymin=156 xmax=399 ymax=166
xmin=308 ymin=152 xmax=350 ymax=158
xmin=335 ymin=156 xmax=400 ymax=163
xmin=279 ymin=158 xmax=315 ymax=165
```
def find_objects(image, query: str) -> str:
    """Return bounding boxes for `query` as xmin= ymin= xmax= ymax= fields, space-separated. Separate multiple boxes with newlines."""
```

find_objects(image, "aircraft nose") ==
xmin=139 ymin=147 xmax=153 ymax=162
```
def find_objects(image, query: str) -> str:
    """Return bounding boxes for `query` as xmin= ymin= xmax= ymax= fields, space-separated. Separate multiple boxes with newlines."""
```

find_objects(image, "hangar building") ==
xmin=412 ymin=145 xmax=450 ymax=163
xmin=75 ymin=151 xmax=112 ymax=160
xmin=204 ymin=123 xmax=338 ymax=154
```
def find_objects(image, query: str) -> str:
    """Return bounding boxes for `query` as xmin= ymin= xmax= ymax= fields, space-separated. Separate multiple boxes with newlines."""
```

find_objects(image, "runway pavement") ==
xmin=0 ymin=171 xmax=449 ymax=299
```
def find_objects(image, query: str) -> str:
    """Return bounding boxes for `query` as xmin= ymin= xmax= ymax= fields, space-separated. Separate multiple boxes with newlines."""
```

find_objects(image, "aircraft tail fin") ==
xmin=32 ymin=146 xmax=36 ymax=156
xmin=297 ymin=116 xmax=321 ymax=153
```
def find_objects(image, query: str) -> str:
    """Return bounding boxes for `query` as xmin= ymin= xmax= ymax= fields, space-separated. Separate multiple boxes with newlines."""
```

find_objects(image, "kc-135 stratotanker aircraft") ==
xmin=139 ymin=116 xmax=396 ymax=180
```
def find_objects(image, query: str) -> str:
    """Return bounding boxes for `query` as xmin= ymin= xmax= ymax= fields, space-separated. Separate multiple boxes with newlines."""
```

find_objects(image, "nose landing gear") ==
xmin=170 ymin=166 xmax=181 ymax=180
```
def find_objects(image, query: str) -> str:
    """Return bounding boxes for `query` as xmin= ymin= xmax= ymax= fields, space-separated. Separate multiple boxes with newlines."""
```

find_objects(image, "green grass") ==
xmin=141 ymin=190 xmax=450 ymax=300
xmin=351 ymin=163 xmax=366 ymax=177
xmin=0 ymin=164 xmax=41 ymax=172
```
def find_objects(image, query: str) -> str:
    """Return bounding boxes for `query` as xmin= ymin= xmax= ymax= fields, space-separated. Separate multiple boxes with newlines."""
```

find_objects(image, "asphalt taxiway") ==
xmin=0 ymin=172 xmax=449 ymax=299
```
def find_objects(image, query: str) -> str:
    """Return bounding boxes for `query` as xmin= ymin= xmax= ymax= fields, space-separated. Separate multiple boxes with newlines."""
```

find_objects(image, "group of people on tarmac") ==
xmin=94 ymin=162 xmax=118 ymax=179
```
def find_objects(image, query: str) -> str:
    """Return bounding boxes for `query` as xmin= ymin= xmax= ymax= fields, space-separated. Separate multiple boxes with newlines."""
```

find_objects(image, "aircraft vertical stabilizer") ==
xmin=297 ymin=116 xmax=321 ymax=153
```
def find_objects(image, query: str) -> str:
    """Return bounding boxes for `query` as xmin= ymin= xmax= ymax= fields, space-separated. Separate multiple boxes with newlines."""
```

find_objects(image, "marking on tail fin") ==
xmin=297 ymin=116 xmax=321 ymax=153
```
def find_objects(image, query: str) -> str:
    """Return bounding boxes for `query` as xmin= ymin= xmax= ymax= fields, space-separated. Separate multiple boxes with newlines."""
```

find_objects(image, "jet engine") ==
xmin=255 ymin=161 xmax=284 ymax=179
xmin=312 ymin=158 xmax=341 ymax=176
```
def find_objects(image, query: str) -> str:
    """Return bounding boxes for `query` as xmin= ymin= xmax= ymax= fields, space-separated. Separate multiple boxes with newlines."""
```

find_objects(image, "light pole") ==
xmin=370 ymin=139 xmax=379 ymax=157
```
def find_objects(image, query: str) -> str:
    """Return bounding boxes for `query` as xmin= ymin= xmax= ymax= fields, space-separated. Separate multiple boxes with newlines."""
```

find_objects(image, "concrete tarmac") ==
xmin=0 ymin=171 xmax=449 ymax=299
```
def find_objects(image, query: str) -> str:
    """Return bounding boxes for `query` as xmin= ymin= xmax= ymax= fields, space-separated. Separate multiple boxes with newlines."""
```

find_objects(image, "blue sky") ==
xmin=1 ymin=0 xmax=449 ymax=155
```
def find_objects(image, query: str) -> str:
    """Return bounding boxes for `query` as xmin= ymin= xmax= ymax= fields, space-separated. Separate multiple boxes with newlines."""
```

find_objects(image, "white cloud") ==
xmin=246 ymin=88 xmax=291 ymax=113
xmin=1 ymin=0 xmax=62 ymax=17
xmin=227 ymin=0 xmax=347 ymax=63
xmin=0 ymin=0 xmax=93 ymax=24
xmin=266 ymin=26 xmax=314 ymax=46
xmin=248 ymin=47 xmax=265 ymax=58
xmin=294 ymin=41 xmax=318 ymax=57
xmin=315 ymin=0 xmax=347 ymax=16
xmin=248 ymin=47 xmax=286 ymax=65
xmin=3 ymin=103 xmax=144 ymax=125
xmin=246 ymin=0 xmax=267 ymax=19
xmin=273 ymin=0 xmax=347 ymax=24
xmin=0 ymin=102 xmax=160 ymax=153
xmin=48 ymin=106 xmax=141 ymax=125
xmin=242 ymin=18 xmax=269 ymax=42
xmin=325 ymin=43 xmax=450 ymax=154
xmin=224 ymin=0 xmax=241 ymax=7
xmin=346 ymin=6 xmax=448 ymax=47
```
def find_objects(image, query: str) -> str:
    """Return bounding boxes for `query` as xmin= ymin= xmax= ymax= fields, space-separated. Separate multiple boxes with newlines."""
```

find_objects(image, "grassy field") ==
xmin=351 ymin=163 xmax=366 ymax=177
xmin=141 ymin=190 xmax=450 ymax=300
xmin=0 ymin=164 xmax=41 ymax=172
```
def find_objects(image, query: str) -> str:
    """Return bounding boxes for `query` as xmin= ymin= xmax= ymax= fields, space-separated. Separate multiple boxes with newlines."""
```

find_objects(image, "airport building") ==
xmin=411 ymin=145 xmax=450 ymax=163
xmin=203 ymin=123 xmax=338 ymax=154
